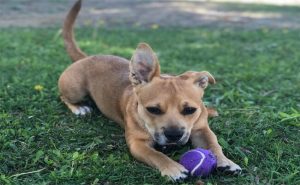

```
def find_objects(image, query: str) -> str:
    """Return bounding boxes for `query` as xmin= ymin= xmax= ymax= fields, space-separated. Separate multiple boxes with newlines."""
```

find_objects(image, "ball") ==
xmin=179 ymin=148 xmax=217 ymax=177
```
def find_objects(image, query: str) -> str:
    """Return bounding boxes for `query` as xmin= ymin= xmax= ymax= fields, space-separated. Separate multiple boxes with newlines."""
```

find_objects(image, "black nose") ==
xmin=164 ymin=127 xmax=184 ymax=142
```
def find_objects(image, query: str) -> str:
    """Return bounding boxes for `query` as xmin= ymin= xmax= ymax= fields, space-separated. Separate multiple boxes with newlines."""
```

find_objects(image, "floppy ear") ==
xmin=129 ymin=43 xmax=160 ymax=85
xmin=180 ymin=71 xmax=216 ymax=89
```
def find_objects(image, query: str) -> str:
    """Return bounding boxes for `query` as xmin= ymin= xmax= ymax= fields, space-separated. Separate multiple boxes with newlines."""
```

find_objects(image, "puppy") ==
xmin=59 ymin=0 xmax=241 ymax=181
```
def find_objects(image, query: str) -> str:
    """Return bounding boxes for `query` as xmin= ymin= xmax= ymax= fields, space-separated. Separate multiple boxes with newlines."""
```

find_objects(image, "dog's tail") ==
xmin=63 ymin=0 xmax=87 ymax=62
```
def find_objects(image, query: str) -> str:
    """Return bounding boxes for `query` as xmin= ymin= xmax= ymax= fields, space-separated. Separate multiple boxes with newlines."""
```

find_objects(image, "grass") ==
xmin=0 ymin=26 xmax=300 ymax=185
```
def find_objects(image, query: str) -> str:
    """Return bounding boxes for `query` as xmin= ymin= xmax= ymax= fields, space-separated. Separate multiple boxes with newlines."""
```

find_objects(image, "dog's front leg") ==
xmin=125 ymin=130 xmax=187 ymax=181
xmin=130 ymin=140 xmax=188 ymax=181
xmin=191 ymin=117 xmax=242 ymax=174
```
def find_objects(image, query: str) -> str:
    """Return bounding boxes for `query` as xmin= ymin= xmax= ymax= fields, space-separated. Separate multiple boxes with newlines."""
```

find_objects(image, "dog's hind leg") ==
xmin=60 ymin=96 xmax=92 ymax=116
xmin=207 ymin=107 xmax=219 ymax=117
xmin=58 ymin=71 xmax=92 ymax=116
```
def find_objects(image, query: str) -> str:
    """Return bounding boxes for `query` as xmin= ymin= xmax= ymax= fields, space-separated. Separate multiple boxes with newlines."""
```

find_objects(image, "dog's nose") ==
xmin=164 ymin=127 xmax=184 ymax=142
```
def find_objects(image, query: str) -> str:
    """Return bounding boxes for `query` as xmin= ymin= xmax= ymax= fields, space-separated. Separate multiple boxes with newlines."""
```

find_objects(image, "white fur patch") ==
xmin=217 ymin=158 xmax=242 ymax=174
xmin=73 ymin=106 xmax=92 ymax=116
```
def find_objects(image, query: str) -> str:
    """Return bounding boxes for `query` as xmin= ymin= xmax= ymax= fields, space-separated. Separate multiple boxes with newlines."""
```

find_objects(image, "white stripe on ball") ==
xmin=191 ymin=150 xmax=206 ymax=176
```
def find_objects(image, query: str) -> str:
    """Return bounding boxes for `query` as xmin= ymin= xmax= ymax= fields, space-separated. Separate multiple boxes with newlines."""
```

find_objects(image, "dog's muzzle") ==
xmin=154 ymin=126 xmax=189 ymax=145
xmin=164 ymin=127 xmax=184 ymax=142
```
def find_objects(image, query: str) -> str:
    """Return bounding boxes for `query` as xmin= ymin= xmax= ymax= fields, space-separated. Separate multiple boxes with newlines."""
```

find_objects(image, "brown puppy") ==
xmin=59 ymin=0 xmax=241 ymax=181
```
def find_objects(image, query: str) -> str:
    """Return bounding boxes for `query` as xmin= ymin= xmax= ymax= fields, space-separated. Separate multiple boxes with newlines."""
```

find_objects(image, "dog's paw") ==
xmin=73 ymin=106 xmax=92 ymax=116
xmin=217 ymin=158 xmax=242 ymax=175
xmin=161 ymin=162 xmax=188 ymax=182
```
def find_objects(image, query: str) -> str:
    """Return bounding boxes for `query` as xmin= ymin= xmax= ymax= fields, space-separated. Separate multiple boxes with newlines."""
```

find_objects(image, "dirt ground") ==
xmin=1 ymin=0 xmax=300 ymax=28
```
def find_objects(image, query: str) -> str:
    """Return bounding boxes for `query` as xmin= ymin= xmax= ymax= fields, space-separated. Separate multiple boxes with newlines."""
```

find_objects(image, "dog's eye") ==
xmin=181 ymin=107 xmax=197 ymax=115
xmin=146 ymin=107 xmax=163 ymax=115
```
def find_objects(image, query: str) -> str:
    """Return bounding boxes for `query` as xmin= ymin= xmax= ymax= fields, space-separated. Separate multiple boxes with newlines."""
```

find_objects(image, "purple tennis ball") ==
xmin=179 ymin=148 xmax=217 ymax=177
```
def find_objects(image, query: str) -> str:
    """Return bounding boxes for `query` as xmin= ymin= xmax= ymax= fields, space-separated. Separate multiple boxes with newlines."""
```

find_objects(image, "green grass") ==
xmin=1 ymin=26 xmax=300 ymax=185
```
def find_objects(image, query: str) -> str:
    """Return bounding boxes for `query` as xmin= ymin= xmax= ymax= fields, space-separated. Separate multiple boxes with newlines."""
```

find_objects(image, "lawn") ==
xmin=0 ymin=27 xmax=299 ymax=185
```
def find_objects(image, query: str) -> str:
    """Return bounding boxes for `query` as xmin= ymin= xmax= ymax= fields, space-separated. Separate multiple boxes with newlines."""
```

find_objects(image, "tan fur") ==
xmin=59 ymin=0 xmax=241 ymax=181
xmin=62 ymin=0 xmax=87 ymax=62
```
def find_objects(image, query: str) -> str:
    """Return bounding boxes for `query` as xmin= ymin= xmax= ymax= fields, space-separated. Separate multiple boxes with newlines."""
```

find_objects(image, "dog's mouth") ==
xmin=154 ymin=132 xmax=190 ymax=146
xmin=175 ymin=132 xmax=190 ymax=146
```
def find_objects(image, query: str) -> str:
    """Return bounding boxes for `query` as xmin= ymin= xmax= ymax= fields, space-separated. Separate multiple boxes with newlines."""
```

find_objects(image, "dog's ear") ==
xmin=180 ymin=71 xmax=216 ymax=89
xmin=195 ymin=71 xmax=215 ymax=89
xmin=129 ymin=43 xmax=160 ymax=85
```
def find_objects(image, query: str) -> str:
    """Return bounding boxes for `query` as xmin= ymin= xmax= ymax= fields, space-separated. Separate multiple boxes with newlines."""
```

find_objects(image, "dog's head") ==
xmin=129 ymin=43 xmax=215 ymax=146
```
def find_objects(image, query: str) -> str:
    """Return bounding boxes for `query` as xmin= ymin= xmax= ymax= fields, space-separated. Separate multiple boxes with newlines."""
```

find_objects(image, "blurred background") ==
xmin=1 ymin=0 xmax=300 ymax=29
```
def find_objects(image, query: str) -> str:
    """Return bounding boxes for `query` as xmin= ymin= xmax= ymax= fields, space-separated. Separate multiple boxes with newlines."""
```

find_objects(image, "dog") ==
xmin=58 ymin=0 xmax=241 ymax=181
